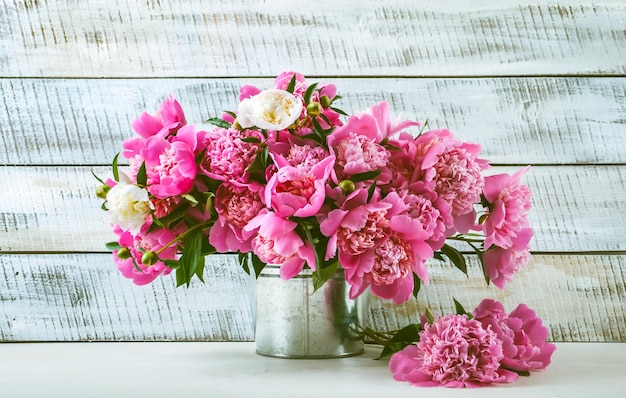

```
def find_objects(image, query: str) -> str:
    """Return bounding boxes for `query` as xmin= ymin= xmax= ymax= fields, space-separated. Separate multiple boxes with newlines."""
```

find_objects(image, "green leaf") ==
xmin=312 ymin=261 xmax=339 ymax=292
xmin=239 ymin=253 xmax=250 ymax=275
xmin=131 ymin=258 xmax=143 ymax=273
xmin=286 ymin=74 xmax=297 ymax=94
xmin=175 ymin=267 xmax=187 ymax=287
xmin=111 ymin=153 xmax=120 ymax=182
xmin=453 ymin=297 xmax=468 ymax=316
xmin=246 ymin=146 xmax=268 ymax=173
xmin=105 ymin=241 xmax=123 ymax=251
xmin=470 ymin=246 xmax=490 ymax=285
xmin=367 ymin=179 xmax=377 ymax=202
xmin=350 ymin=169 xmax=382 ymax=183
xmin=318 ymin=113 xmax=332 ymax=127
xmin=376 ymin=324 xmax=422 ymax=359
xmin=425 ymin=308 xmax=436 ymax=325
xmin=181 ymin=193 xmax=199 ymax=206
xmin=179 ymin=228 xmax=204 ymax=287
xmin=481 ymin=194 xmax=491 ymax=209
xmin=384 ymin=143 xmax=401 ymax=151
xmin=206 ymin=117 xmax=231 ymax=129
xmin=303 ymin=82 xmax=319 ymax=104
xmin=156 ymin=203 xmax=189 ymax=228
xmin=194 ymin=256 xmax=205 ymax=283
xmin=250 ymin=253 xmax=266 ymax=278
xmin=162 ymin=259 xmax=180 ymax=269
xmin=412 ymin=274 xmax=421 ymax=298
xmin=433 ymin=252 xmax=445 ymax=262
xmin=136 ymin=161 xmax=147 ymax=186
xmin=241 ymin=136 xmax=261 ymax=143
xmin=224 ymin=110 xmax=237 ymax=119
xmin=330 ymin=106 xmax=348 ymax=116
xmin=417 ymin=119 xmax=429 ymax=136
xmin=311 ymin=117 xmax=325 ymax=140
xmin=440 ymin=243 xmax=468 ymax=275
xmin=91 ymin=170 xmax=105 ymax=185
xmin=246 ymin=145 xmax=269 ymax=184
xmin=300 ymin=133 xmax=320 ymax=141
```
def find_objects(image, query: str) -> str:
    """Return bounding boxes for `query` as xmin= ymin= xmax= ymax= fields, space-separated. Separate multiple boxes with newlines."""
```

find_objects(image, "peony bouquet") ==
xmin=95 ymin=71 xmax=553 ymax=387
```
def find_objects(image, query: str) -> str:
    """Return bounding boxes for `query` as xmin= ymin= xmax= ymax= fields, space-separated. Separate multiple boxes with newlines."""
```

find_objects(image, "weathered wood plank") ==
xmin=1 ymin=253 xmax=624 ymax=342
xmin=370 ymin=254 xmax=626 ymax=342
xmin=0 ymin=1 xmax=624 ymax=77
xmin=1 ymin=77 xmax=625 ymax=165
xmin=0 ymin=165 xmax=624 ymax=253
xmin=0 ymin=253 xmax=255 ymax=341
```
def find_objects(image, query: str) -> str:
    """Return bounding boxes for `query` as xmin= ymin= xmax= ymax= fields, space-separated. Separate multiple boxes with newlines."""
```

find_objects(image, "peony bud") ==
xmin=338 ymin=180 xmax=356 ymax=195
xmin=141 ymin=251 xmax=158 ymax=266
xmin=320 ymin=96 xmax=332 ymax=108
xmin=306 ymin=102 xmax=323 ymax=116
xmin=116 ymin=247 xmax=131 ymax=259
xmin=96 ymin=184 xmax=110 ymax=199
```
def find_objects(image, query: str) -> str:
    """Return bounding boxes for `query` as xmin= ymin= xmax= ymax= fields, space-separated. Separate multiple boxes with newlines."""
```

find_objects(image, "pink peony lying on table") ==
xmin=390 ymin=314 xmax=518 ymax=388
xmin=388 ymin=299 xmax=555 ymax=388
xmin=473 ymin=299 xmax=556 ymax=372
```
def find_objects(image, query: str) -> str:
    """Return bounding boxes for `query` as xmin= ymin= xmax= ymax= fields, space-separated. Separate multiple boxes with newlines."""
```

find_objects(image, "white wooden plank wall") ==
xmin=0 ymin=0 xmax=624 ymax=342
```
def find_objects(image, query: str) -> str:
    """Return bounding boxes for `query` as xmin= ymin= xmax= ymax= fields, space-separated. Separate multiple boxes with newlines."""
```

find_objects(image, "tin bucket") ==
xmin=254 ymin=265 xmax=369 ymax=358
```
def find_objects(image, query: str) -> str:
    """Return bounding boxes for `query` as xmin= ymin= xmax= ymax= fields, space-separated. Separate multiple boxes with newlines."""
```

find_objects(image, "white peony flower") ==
xmin=236 ymin=89 xmax=303 ymax=130
xmin=106 ymin=179 xmax=153 ymax=235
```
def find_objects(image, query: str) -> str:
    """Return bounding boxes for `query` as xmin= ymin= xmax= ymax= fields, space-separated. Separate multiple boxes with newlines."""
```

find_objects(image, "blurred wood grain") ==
xmin=1 ymin=77 xmax=624 ymax=165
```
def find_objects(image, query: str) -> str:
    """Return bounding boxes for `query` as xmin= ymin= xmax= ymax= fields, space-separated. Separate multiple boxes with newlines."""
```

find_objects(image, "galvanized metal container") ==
xmin=255 ymin=265 xmax=370 ymax=358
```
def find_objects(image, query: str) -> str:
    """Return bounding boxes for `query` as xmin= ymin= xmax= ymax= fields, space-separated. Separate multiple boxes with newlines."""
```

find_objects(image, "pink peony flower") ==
xmin=473 ymin=299 xmax=556 ymax=372
xmin=416 ymin=129 xmax=489 ymax=232
xmin=131 ymin=94 xmax=186 ymax=139
xmin=482 ymin=166 xmax=533 ymax=250
xmin=151 ymin=196 xmax=183 ymax=219
xmin=284 ymin=143 xmax=330 ymax=172
xmin=328 ymin=101 xmax=416 ymax=179
xmin=244 ymin=211 xmax=316 ymax=279
xmin=332 ymin=101 xmax=419 ymax=145
xmin=113 ymin=226 xmax=176 ymax=286
xmin=364 ymin=101 xmax=420 ymax=139
xmin=482 ymin=227 xmax=533 ymax=289
xmin=389 ymin=314 xmax=518 ymax=388
xmin=199 ymin=127 xmax=263 ymax=183
xmin=265 ymin=152 xmax=335 ymax=218
xmin=383 ymin=132 xmax=425 ymax=193
xmin=273 ymin=71 xmax=307 ymax=96
xmin=239 ymin=85 xmax=262 ymax=101
xmin=332 ymin=131 xmax=389 ymax=177
xmin=320 ymin=189 xmax=433 ymax=303
xmin=400 ymin=183 xmax=453 ymax=251
xmin=209 ymin=182 xmax=264 ymax=253
xmin=140 ymin=125 xmax=199 ymax=199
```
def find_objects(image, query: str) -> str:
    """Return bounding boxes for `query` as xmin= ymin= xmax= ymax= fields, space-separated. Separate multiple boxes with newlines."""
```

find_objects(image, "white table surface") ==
xmin=0 ymin=342 xmax=623 ymax=397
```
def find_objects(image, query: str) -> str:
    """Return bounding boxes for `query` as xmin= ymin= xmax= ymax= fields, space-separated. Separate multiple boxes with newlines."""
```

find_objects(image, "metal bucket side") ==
xmin=255 ymin=266 xmax=369 ymax=359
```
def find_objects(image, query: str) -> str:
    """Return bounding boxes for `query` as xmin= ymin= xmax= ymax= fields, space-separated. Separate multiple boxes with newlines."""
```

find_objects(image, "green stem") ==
xmin=155 ymin=221 xmax=212 ymax=256
xmin=360 ymin=327 xmax=395 ymax=346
